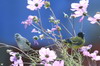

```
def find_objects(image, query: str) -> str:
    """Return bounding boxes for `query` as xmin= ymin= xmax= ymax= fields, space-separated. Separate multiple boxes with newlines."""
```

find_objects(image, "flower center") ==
xmin=45 ymin=54 xmax=49 ymax=58
xmin=35 ymin=3 xmax=38 ymax=7
xmin=97 ymin=19 xmax=100 ymax=22
xmin=79 ymin=6 xmax=83 ymax=9
xmin=16 ymin=54 xmax=20 ymax=59
xmin=83 ymin=12 xmax=87 ymax=16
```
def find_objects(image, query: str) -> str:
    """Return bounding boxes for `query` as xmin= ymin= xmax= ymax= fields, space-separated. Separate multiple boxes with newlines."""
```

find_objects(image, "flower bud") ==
xmin=63 ymin=12 xmax=68 ymax=18
xmin=57 ymin=26 xmax=61 ymax=31
xmin=70 ymin=14 xmax=76 ymax=19
xmin=54 ymin=20 xmax=60 ymax=24
xmin=39 ymin=34 xmax=45 ymax=40
xmin=96 ymin=12 xmax=100 ymax=14
xmin=44 ymin=1 xmax=50 ymax=9
xmin=49 ymin=16 xmax=55 ymax=22
xmin=33 ymin=16 xmax=39 ymax=23
xmin=33 ymin=36 xmax=39 ymax=40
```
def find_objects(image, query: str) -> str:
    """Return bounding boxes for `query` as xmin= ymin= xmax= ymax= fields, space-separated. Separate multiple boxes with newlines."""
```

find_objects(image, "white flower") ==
xmin=27 ymin=0 xmax=44 ymax=11
xmin=92 ymin=56 xmax=100 ymax=61
xmin=39 ymin=47 xmax=57 ymax=62
xmin=88 ymin=12 xmax=100 ymax=24
xmin=71 ymin=0 xmax=89 ymax=12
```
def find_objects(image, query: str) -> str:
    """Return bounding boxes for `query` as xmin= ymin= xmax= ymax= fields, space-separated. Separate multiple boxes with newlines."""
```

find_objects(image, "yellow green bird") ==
xmin=65 ymin=32 xmax=85 ymax=49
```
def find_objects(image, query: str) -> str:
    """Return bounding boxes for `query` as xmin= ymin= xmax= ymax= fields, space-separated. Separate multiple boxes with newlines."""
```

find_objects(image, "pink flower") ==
xmin=79 ymin=44 xmax=92 ymax=52
xmin=90 ymin=50 xmax=100 ymax=61
xmin=9 ymin=52 xmax=23 ymax=66
xmin=51 ymin=28 xmax=57 ymax=31
xmin=71 ymin=10 xmax=87 ymax=22
xmin=21 ymin=15 xmax=34 ymax=28
xmin=82 ymin=50 xmax=90 ymax=56
xmin=28 ymin=15 xmax=34 ymax=20
xmin=45 ymin=64 xmax=52 ymax=66
xmin=31 ymin=28 xmax=41 ymax=33
xmin=71 ymin=0 xmax=89 ymax=22
xmin=90 ymin=50 xmax=99 ymax=58
xmin=71 ymin=0 xmax=89 ymax=12
xmin=79 ymin=16 xmax=85 ymax=22
xmin=80 ymin=45 xmax=93 ymax=57
xmin=54 ymin=25 xmax=61 ymax=31
xmin=27 ymin=0 xmax=44 ymax=11
xmin=88 ymin=13 xmax=100 ymax=24
xmin=31 ymin=28 xmax=38 ymax=33
xmin=52 ymin=60 xmax=64 ymax=66
xmin=92 ymin=56 xmax=100 ymax=61
xmin=44 ymin=60 xmax=64 ymax=66
xmin=34 ymin=40 xmax=39 ymax=45
xmin=71 ymin=11 xmax=83 ymax=18
xmin=39 ymin=47 xmax=57 ymax=62
xmin=33 ymin=36 xmax=39 ymax=45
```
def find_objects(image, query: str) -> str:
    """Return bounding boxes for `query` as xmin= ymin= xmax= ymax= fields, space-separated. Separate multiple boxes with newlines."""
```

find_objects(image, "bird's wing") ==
xmin=24 ymin=38 xmax=31 ymax=46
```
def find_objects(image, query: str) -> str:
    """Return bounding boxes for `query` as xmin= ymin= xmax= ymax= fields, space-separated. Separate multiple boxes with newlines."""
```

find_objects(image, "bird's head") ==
xmin=77 ymin=32 xmax=84 ymax=39
xmin=15 ymin=33 xmax=22 ymax=41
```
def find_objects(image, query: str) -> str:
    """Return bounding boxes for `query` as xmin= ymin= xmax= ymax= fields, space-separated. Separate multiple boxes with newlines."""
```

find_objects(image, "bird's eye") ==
xmin=16 ymin=34 xmax=19 ymax=37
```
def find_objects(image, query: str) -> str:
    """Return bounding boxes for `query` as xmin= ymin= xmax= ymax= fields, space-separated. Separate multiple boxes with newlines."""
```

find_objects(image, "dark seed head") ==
xmin=45 ymin=54 xmax=49 ymax=58
xmin=79 ymin=6 xmax=83 ymax=9
xmin=97 ymin=19 xmax=100 ymax=22
xmin=35 ymin=3 xmax=38 ymax=7
xmin=16 ymin=54 xmax=20 ymax=59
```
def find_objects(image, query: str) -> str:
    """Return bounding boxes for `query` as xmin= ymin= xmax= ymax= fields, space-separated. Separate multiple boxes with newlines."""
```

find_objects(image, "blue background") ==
xmin=0 ymin=0 xmax=100 ymax=46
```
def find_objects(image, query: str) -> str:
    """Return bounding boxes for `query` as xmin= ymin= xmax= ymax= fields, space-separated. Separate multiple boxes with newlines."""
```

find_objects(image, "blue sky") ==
xmin=0 ymin=0 xmax=100 ymax=46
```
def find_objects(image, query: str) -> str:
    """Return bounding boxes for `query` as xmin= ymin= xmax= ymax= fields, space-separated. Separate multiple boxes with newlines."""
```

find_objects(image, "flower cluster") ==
xmin=70 ymin=0 xmax=89 ymax=22
xmin=80 ymin=44 xmax=100 ymax=61
xmin=21 ymin=15 xmax=34 ymax=28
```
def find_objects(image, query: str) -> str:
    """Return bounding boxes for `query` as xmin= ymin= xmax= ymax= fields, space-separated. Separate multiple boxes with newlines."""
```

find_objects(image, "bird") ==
xmin=65 ymin=32 xmax=85 ymax=49
xmin=15 ymin=33 xmax=32 ymax=51
xmin=15 ymin=33 xmax=40 ymax=63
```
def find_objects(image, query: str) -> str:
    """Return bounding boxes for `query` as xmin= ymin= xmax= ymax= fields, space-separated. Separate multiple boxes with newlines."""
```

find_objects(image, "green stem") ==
xmin=67 ymin=18 xmax=76 ymax=37
xmin=96 ymin=22 xmax=100 ymax=26
xmin=32 ymin=24 xmax=54 ymax=40
xmin=61 ymin=23 xmax=73 ymax=36
xmin=38 ymin=9 xmax=43 ymax=28
xmin=72 ymin=18 xmax=76 ymax=36
xmin=86 ymin=57 xmax=91 ymax=66
xmin=80 ymin=19 xmax=83 ymax=32
xmin=49 ymin=7 xmax=56 ymax=19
